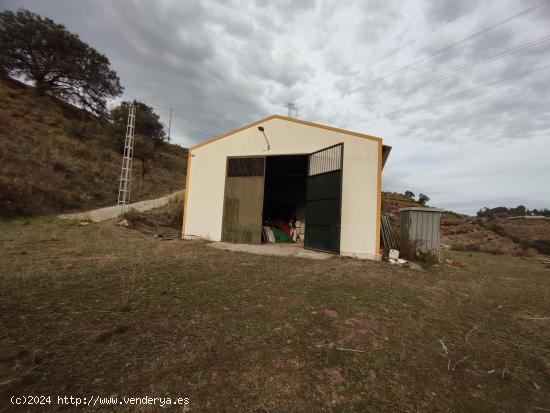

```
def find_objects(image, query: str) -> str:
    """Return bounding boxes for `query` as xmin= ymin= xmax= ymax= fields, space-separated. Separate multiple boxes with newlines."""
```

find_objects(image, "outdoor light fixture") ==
xmin=258 ymin=126 xmax=270 ymax=151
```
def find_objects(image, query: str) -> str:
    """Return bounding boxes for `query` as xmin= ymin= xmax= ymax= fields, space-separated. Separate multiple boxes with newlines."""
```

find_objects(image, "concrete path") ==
xmin=209 ymin=241 xmax=334 ymax=260
xmin=58 ymin=190 xmax=184 ymax=223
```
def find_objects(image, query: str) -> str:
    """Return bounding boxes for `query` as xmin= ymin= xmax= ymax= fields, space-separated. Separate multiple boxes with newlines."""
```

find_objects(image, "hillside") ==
xmin=0 ymin=76 xmax=187 ymax=218
xmin=382 ymin=192 xmax=549 ymax=256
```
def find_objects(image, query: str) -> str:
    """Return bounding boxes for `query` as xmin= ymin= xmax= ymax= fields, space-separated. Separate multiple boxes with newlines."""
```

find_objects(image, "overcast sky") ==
xmin=3 ymin=0 xmax=550 ymax=214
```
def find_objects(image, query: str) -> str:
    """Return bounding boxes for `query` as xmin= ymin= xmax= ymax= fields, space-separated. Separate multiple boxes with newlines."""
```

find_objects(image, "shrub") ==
xmin=452 ymin=242 xmax=481 ymax=252
xmin=514 ymin=248 xmax=537 ymax=258
xmin=122 ymin=208 xmax=142 ymax=224
xmin=170 ymin=196 xmax=184 ymax=229
xmin=66 ymin=119 xmax=92 ymax=140
xmin=52 ymin=160 xmax=67 ymax=173
xmin=396 ymin=237 xmax=417 ymax=261
xmin=532 ymin=240 xmax=550 ymax=256
xmin=394 ymin=235 xmax=440 ymax=265
xmin=479 ymin=245 xmax=505 ymax=255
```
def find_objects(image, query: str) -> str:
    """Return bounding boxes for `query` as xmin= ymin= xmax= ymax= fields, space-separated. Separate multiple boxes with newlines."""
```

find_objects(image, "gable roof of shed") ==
xmin=190 ymin=114 xmax=382 ymax=150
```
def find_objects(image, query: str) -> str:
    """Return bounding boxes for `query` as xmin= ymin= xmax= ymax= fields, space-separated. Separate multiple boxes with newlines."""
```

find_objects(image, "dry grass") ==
xmin=121 ymin=195 xmax=184 ymax=239
xmin=0 ymin=76 xmax=187 ymax=218
xmin=1 ymin=216 xmax=549 ymax=412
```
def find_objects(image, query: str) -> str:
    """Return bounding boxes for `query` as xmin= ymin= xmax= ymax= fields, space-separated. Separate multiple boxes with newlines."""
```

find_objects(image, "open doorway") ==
xmin=221 ymin=145 xmax=342 ymax=253
xmin=261 ymin=155 xmax=308 ymax=245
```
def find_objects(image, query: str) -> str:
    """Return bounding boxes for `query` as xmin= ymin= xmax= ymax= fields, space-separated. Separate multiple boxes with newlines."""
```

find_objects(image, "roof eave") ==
xmin=190 ymin=114 xmax=382 ymax=151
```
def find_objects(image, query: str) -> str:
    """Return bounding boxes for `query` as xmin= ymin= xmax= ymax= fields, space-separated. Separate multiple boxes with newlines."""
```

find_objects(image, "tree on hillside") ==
xmin=512 ymin=205 xmax=526 ymax=216
xmin=404 ymin=190 xmax=415 ymax=199
xmin=111 ymin=101 xmax=166 ymax=177
xmin=0 ymin=9 xmax=122 ymax=116
xmin=418 ymin=193 xmax=430 ymax=205
xmin=133 ymin=135 xmax=155 ymax=179
xmin=111 ymin=101 xmax=166 ymax=147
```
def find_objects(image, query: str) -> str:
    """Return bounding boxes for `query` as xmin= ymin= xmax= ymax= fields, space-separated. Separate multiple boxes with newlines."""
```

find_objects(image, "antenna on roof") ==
xmin=284 ymin=102 xmax=297 ymax=117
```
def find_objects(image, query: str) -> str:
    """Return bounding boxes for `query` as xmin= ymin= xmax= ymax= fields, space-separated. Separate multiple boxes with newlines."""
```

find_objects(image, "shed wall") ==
xmin=183 ymin=117 xmax=382 ymax=260
xmin=400 ymin=210 xmax=441 ymax=254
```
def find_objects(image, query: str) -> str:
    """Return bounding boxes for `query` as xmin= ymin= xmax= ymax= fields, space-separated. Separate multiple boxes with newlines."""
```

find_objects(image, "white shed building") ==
xmin=182 ymin=115 xmax=391 ymax=260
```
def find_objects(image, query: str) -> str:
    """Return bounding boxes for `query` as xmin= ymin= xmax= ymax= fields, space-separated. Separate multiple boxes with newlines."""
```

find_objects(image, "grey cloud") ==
xmin=354 ymin=0 xmax=403 ymax=43
xmin=254 ymin=0 xmax=317 ymax=24
xmin=239 ymin=47 xmax=315 ymax=88
xmin=424 ymin=0 xmax=478 ymax=24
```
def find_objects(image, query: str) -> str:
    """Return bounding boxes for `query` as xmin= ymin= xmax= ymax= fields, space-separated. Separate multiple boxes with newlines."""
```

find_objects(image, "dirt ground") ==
xmin=1 ymin=217 xmax=549 ymax=412
xmin=500 ymin=218 xmax=550 ymax=243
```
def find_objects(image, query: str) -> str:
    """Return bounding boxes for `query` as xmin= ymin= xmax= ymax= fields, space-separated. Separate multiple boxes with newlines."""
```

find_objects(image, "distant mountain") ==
xmin=434 ymin=198 xmax=550 ymax=216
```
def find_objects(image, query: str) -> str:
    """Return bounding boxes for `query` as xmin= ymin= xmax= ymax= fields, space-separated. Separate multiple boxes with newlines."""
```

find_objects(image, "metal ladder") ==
xmin=118 ymin=103 xmax=136 ymax=215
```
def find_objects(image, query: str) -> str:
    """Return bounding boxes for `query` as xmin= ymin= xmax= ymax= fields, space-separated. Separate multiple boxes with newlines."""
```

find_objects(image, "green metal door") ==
xmin=221 ymin=157 xmax=265 ymax=244
xmin=304 ymin=144 xmax=343 ymax=254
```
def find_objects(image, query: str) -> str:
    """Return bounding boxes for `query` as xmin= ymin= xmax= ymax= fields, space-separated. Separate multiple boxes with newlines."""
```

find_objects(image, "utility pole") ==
xmin=118 ymin=103 xmax=136 ymax=215
xmin=284 ymin=102 xmax=297 ymax=117
xmin=167 ymin=108 xmax=173 ymax=142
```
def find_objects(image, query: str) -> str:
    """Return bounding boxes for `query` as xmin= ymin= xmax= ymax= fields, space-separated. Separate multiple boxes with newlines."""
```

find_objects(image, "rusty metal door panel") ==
xmin=221 ymin=157 xmax=265 ymax=244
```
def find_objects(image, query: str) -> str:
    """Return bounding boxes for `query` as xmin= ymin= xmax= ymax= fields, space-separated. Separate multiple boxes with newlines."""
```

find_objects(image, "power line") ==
xmin=120 ymin=93 xmax=214 ymax=136
xmin=159 ymin=114 xmax=212 ymax=136
xmin=321 ymin=0 xmax=550 ymax=107
xmin=299 ymin=0 xmax=493 ymax=104
xmin=172 ymin=110 xmax=213 ymax=135
xmin=354 ymin=63 xmax=550 ymax=124
xmin=302 ymin=0 xmax=550 ymax=109
xmin=171 ymin=120 xmax=211 ymax=135
xmin=321 ymin=34 xmax=550 ymax=123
